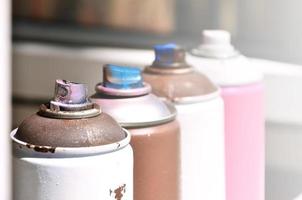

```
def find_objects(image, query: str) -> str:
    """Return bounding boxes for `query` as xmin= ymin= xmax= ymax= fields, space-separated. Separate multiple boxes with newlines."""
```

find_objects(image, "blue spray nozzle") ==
xmin=154 ymin=43 xmax=178 ymax=52
xmin=103 ymin=64 xmax=144 ymax=89
xmin=153 ymin=43 xmax=185 ymax=66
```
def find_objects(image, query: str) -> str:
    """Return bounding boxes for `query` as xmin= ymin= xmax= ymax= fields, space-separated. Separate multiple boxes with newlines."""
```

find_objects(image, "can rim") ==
xmin=95 ymin=82 xmax=152 ymax=97
xmin=171 ymin=86 xmax=221 ymax=104
xmin=38 ymin=103 xmax=101 ymax=119
xmin=144 ymin=65 xmax=193 ymax=74
xmin=190 ymin=48 xmax=241 ymax=59
xmin=10 ymin=128 xmax=131 ymax=157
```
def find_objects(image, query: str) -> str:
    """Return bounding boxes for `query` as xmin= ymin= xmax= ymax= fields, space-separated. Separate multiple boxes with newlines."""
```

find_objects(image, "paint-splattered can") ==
xmin=11 ymin=80 xmax=133 ymax=200
xmin=91 ymin=65 xmax=180 ymax=200
xmin=143 ymin=43 xmax=225 ymax=200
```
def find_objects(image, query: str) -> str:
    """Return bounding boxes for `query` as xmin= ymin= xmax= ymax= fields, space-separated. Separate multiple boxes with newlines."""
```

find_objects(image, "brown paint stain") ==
xmin=110 ymin=184 xmax=126 ymax=200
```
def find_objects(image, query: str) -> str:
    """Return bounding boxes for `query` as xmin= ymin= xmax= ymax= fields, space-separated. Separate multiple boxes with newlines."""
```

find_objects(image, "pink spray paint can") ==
xmin=188 ymin=30 xmax=265 ymax=200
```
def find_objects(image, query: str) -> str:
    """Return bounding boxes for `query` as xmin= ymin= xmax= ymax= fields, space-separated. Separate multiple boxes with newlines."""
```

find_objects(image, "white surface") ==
xmin=177 ymin=98 xmax=225 ymax=200
xmin=293 ymin=193 xmax=302 ymax=200
xmin=231 ymin=0 xmax=302 ymax=65
xmin=251 ymin=58 xmax=302 ymax=125
xmin=266 ymin=122 xmax=302 ymax=200
xmin=0 ymin=0 xmax=11 ymax=200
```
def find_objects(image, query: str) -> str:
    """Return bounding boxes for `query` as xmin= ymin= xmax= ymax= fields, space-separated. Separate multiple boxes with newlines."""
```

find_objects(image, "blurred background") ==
xmin=2 ymin=0 xmax=302 ymax=199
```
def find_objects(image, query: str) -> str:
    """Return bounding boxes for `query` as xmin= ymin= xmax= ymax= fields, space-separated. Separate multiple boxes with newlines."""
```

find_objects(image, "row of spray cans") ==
xmin=11 ymin=30 xmax=264 ymax=200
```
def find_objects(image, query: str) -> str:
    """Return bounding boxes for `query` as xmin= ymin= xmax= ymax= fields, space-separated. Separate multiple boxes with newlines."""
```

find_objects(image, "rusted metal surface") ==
xmin=143 ymin=44 xmax=219 ymax=103
xmin=15 ymin=79 xmax=126 ymax=148
xmin=15 ymin=112 xmax=125 ymax=148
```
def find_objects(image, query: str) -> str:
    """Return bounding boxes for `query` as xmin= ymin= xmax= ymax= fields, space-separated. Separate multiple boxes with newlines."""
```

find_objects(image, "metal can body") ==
xmin=129 ymin=120 xmax=180 ymax=200
xmin=176 ymin=97 xmax=225 ymax=200
xmin=91 ymin=96 xmax=180 ymax=200
xmin=222 ymin=83 xmax=265 ymax=200
xmin=12 ymin=129 xmax=133 ymax=200
xmin=91 ymin=64 xmax=180 ymax=200
xmin=12 ymin=80 xmax=134 ymax=200
xmin=142 ymin=43 xmax=225 ymax=200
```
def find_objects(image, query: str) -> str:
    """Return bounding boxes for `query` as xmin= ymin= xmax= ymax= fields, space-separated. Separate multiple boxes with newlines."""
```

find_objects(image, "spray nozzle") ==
xmin=53 ymin=79 xmax=88 ymax=104
xmin=191 ymin=29 xmax=238 ymax=58
xmin=202 ymin=30 xmax=231 ymax=45
xmin=153 ymin=43 xmax=187 ymax=67
xmin=38 ymin=79 xmax=100 ymax=118
xmin=103 ymin=64 xmax=144 ymax=89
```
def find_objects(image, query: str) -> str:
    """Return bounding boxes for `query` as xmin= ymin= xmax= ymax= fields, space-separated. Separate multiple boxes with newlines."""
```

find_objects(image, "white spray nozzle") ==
xmin=192 ymin=29 xmax=238 ymax=58
xmin=202 ymin=30 xmax=231 ymax=45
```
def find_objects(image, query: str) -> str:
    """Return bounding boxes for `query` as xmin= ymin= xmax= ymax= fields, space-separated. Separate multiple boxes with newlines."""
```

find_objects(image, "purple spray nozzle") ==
xmin=53 ymin=79 xmax=88 ymax=104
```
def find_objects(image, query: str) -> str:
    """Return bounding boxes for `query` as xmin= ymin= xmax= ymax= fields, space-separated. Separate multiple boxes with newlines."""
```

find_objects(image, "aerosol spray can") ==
xmin=142 ymin=43 xmax=225 ymax=200
xmin=11 ymin=80 xmax=133 ymax=200
xmin=188 ymin=30 xmax=265 ymax=200
xmin=91 ymin=65 xmax=180 ymax=200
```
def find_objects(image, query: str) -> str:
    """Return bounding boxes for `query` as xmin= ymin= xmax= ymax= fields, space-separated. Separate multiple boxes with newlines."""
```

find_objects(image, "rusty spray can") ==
xmin=11 ymin=80 xmax=133 ymax=200
xmin=188 ymin=30 xmax=264 ymax=200
xmin=142 ymin=43 xmax=225 ymax=200
xmin=91 ymin=65 xmax=180 ymax=200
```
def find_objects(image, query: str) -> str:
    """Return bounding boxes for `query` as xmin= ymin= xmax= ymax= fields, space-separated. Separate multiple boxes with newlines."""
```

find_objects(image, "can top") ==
xmin=151 ymin=43 xmax=191 ymax=69
xmin=143 ymin=43 xmax=219 ymax=104
xmin=97 ymin=64 xmax=151 ymax=97
xmin=191 ymin=30 xmax=239 ymax=58
xmin=14 ymin=79 xmax=126 ymax=148
xmin=188 ymin=29 xmax=263 ymax=86
xmin=92 ymin=65 xmax=177 ymax=128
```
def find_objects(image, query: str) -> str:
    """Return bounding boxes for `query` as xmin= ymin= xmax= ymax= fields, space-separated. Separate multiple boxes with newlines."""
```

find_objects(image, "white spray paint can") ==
xmin=11 ymin=80 xmax=133 ymax=200
xmin=143 ymin=44 xmax=225 ymax=200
